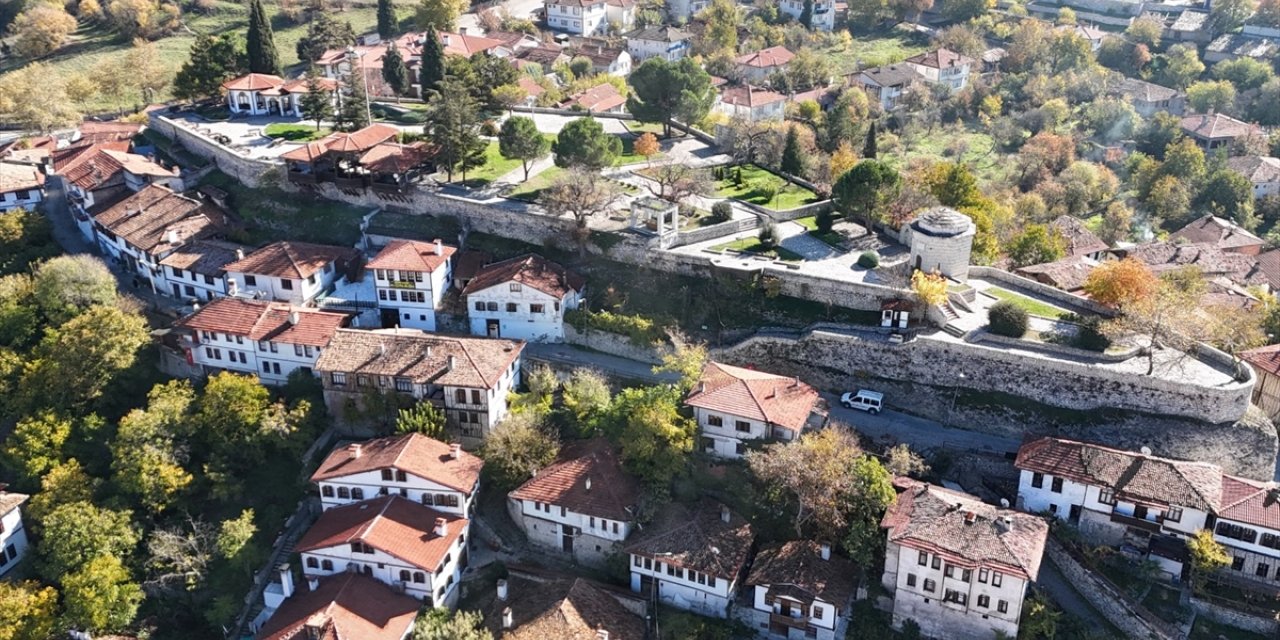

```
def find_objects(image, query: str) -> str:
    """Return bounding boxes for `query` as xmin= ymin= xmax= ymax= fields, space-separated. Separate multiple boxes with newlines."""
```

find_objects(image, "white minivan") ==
xmin=840 ymin=389 xmax=883 ymax=414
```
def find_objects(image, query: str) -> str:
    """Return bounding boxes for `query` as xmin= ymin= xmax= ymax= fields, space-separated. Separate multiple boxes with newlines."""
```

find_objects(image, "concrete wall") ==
xmin=1189 ymin=596 xmax=1280 ymax=637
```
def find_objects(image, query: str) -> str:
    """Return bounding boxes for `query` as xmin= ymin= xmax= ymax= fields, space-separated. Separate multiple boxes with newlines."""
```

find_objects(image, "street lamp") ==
xmin=948 ymin=371 xmax=966 ymax=425
xmin=344 ymin=46 xmax=373 ymax=126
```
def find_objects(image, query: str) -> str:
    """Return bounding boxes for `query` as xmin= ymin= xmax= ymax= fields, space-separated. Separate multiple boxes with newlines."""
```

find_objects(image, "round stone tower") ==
xmin=908 ymin=206 xmax=976 ymax=281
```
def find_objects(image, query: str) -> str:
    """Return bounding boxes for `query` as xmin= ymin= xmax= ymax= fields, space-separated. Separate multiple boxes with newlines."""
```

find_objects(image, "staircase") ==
xmin=938 ymin=302 xmax=968 ymax=338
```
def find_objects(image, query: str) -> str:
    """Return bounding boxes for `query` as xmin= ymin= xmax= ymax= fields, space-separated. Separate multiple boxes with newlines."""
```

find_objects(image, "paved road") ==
xmin=42 ymin=176 xmax=93 ymax=255
xmin=824 ymin=392 xmax=1021 ymax=456
xmin=524 ymin=343 xmax=681 ymax=385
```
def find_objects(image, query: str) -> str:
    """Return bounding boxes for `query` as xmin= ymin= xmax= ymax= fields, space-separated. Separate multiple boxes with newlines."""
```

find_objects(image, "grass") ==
xmin=891 ymin=123 xmax=1010 ymax=185
xmin=506 ymin=165 xmax=565 ymax=202
xmin=817 ymin=24 xmax=931 ymax=74
xmin=370 ymin=102 xmax=427 ymax=125
xmin=200 ymin=170 xmax=368 ymax=245
xmin=623 ymin=120 xmax=667 ymax=136
xmin=1190 ymin=617 xmax=1270 ymax=640
xmin=714 ymin=164 xmax=820 ymax=211
xmin=440 ymin=136 xmax=556 ymax=187
xmin=711 ymin=236 xmax=804 ymax=262
xmin=614 ymin=134 xmax=658 ymax=166
xmin=263 ymin=123 xmax=331 ymax=142
xmin=793 ymin=215 xmax=844 ymax=247
xmin=984 ymin=286 xmax=1071 ymax=320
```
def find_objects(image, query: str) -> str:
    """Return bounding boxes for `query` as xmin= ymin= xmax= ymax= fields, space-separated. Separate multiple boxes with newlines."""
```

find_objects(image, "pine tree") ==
xmin=418 ymin=25 xmax=445 ymax=98
xmin=425 ymin=77 xmax=486 ymax=182
xmin=863 ymin=121 xmax=877 ymax=159
xmin=336 ymin=66 xmax=369 ymax=131
xmin=781 ymin=125 xmax=805 ymax=182
xmin=300 ymin=67 xmax=333 ymax=129
xmin=377 ymin=0 xmax=398 ymax=39
xmin=246 ymin=0 xmax=280 ymax=75
xmin=173 ymin=33 xmax=246 ymax=102
xmin=381 ymin=43 xmax=410 ymax=97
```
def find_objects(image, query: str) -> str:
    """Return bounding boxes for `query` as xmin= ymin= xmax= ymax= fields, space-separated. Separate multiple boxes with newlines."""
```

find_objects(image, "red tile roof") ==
xmin=905 ymin=48 xmax=974 ymax=69
xmin=177 ymin=297 xmax=349 ymax=347
xmin=736 ymin=46 xmax=795 ymax=68
xmin=52 ymin=143 xmax=134 ymax=190
xmin=315 ymin=328 xmax=523 ymax=390
xmin=1015 ymin=256 xmax=1098 ymax=292
xmin=509 ymin=438 xmax=640 ymax=521
xmin=684 ymin=361 xmax=823 ymax=433
xmin=562 ymin=83 xmax=626 ymax=112
xmin=462 ymin=254 xmax=585 ymax=299
xmin=746 ymin=541 xmax=857 ymax=606
xmin=1169 ymin=215 xmax=1264 ymax=253
xmin=1242 ymin=343 xmax=1280 ymax=377
xmin=324 ymin=124 xmax=400 ymax=154
xmin=367 ymin=238 xmax=456 ymax=273
xmin=439 ymin=30 xmax=504 ymax=57
xmin=255 ymin=572 xmax=419 ymax=640
xmin=222 ymin=73 xmax=286 ymax=91
xmin=296 ymin=495 xmax=467 ymax=572
xmin=882 ymin=479 xmax=1047 ymax=581
xmin=158 ymin=239 xmax=249 ymax=275
xmin=718 ymin=85 xmax=786 ymax=109
xmin=223 ymin=241 xmax=358 ymax=279
xmin=92 ymin=184 xmax=228 ymax=252
xmin=1218 ymin=475 xmax=1280 ymax=530
xmin=311 ymin=433 xmax=482 ymax=492
xmin=517 ymin=76 xmax=545 ymax=98
xmin=0 ymin=161 xmax=43 ymax=194
xmin=482 ymin=573 xmax=647 ymax=639
xmin=626 ymin=500 xmax=754 ymax=579
xmin=357 ymin=142 xmax=432 ymax=174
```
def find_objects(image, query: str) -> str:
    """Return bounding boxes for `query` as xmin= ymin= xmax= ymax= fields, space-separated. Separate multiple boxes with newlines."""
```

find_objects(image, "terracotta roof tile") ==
xmin=1217 ymin=475 xmax=1280 ymax=530
xmin=1180 ymin=113 xmax=1263 ymax=141
xmin=562 ymin=83 xmax=625 ymax=111
xmin=314 ymin=328 xmax=523 ymax=389
xmin=746 ymin=541 xmax=857 ymax=606
xmin=510 ymin=438 xmax=640 ymax=521
xmin=1242 ymin=343 xmax=1280 ymax=377
xmin=296 ymin=495 xmax=467 ymax=571
xmin=462 ymin=254 xmax=584 ymax=299
xmin=882 ymin=479 xmax=1048 ymax=581
xmin=1169 ymin=215 xmax=1264 ymax=252
xmin=311 ymin=433 xmax=482 ymax=492
xmin=177 ymin=297 xmax=350 ymax=347
xmin=323 ymin=124 xmax=401 ymax=154
xmin=0 ymin=491 xmax=29 ymax=517
xmin=222 ymin=73 xmax=286 ymax=91
xmin=517 ymin=76 xmax=545 ymax=98
xmin=224 ymin=241 xmax=358 ymax=279
xmin=158 ymin=239 xmax=251 ymax=275
xmin=53 ymin=143 xmax=135 ymax=190
xmin=0 ymin=161 xmax=43 ymax=194
xmin=483 ymin=573 xmax=646 ymax=639
xmin=439 ymin=30 xmax=504 ymax=57
xmin=367 ymin=238 xmax=456 ymax=273
xmin=357 ymin=142 xmax=432 ymax=174
xmin=92 ymin=184 xmax=228 ymax=253
xmin=736 ymin=46 xmax=794 ymax=68
xmin=1015 ymin=256 xmax=1098 ymax=291
xmin=625 ymin=500 xmax=753 ymax=579
xmin=255 ymin=572 xmax=419 ymax=640
xmin=719 ymin=85 xmax=787 ymax=108
xmin=905 ymin=48 xmax=974 ymax=69
xmin=1050 ymin=215 xmax=1109 ymax=257
xmin=684 ymin=362 xmax=824 ymax=433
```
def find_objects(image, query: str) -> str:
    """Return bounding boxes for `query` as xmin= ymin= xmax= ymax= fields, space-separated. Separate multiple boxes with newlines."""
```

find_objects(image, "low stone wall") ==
xmin=968 ymin=266 xmax=1114 ymax=317
xmin=1190 ymin=596 xmax=1280 ymax=636
xmin=564 ymin=324 xmax=671 ymax=364
xmin=1045 ymin=539 xmax=1176 ymax=640
xmin=970 ymin=330 xmax=1136 ymax=363
xmin=148 ymin=113 xmax=281 ymax=188
xmin=743 ymin=198 xmax=832 ymax=221
xmin=671 ymin=216 xmax=759 ymax=247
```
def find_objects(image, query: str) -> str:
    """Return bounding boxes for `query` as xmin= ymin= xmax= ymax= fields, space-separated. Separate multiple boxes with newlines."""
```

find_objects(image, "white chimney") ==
xmin=1140 ymin=446 xmax=1152 ymax=456
xmin=288 ymin=311 xmax=300 ymax=325
xmin=165 ymin=229 xmax=180 ymax=245
xmin=235 ymin=248 xmax=245 ymax=260
xmin=349 ymin=443 xmax=363 ymax=459
xmin=497 ymin=578 xmax=509 ymax=601
xmin=720 ymin=505 xmax=730 ymax=523
xmin=502 ymin=607 xmax=513 ymax=629
xmin=597 ymin=629 xmax=609 ymax=640
xmin=434 ymin=517 xmax=448 ymax=537
xmin=819 ymin=543 xmax=830 ymax=561
xmin=450 ymin=443 xmax=461 ymax=460
xmin=279 ymin=563 xmax=295 ymax=598
xmin=447 ymin=355 xmax=456 ymax=370
xmin=585 ymin=476 xmax=593 ymax=491
xmin=307 ymin=577 xmax=319 ymax=591
xmin=435 ymin=238 xmax=444 ymax=256
xmin=378 ymin=342 xmax=387 ymax=356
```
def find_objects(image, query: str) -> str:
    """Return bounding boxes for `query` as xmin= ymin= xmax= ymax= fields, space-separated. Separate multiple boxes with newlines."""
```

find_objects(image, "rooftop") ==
xmin=1169 ymin=215 xmax=1264 ymax=253
xmin=719 ymin=84 xmax=787 ymax=108
xmin=856 ymin=64 xmax=921 ymax=88
xmin=462 ymin=254 xmax=585 ymax=299
xmin=482 ymin=572 xmax=646 ymax=640
xmin=625 ymin=25 xmax=691 ymax=42
xmin=509 ymin=438 xmax=640 ymax=522
xmin=366 ymin=238 xmax=457 ymax=273
xmin=736 ymin=46 xmax=795 ymax=68
xmin=1114 ymin=77 xmax=1180 ymax=103
xmin=93 ymin=184 xmax=229 ymax=253
xmin=911 ymin=206 xmax=974 ymax=238
xmin=904 ymin=48 xmax=974 ymax=69
xmin=296 ymin=495 xmax=467 ymax=571
xmin=1180 ymin=112 xmax=1263 ymax=141
xmin=314 ymin=328 xmax=523 ymax=389
xmin=1228 ymin=156 xmax=1280 ymax=185
xmin=177 ymin=297 xmax=350 ymax=347
xmin=746 ymin=541 xmax=857 ymax=606
xmin=562 ymin=83 xmax=626 ymax=112
xmin=0 ymin=491 xmax=29 ymax=516
xmin=255 ymin=572 xmax=419 ymax=640
xmin=0 ymin=161 xmax=43 ymax=193
xmin=223 ymin=241 xmax=358 ymax=279
xmin=311 ymin=433 xmax=482 ymax=492
xmin=684 ymin=361 xmax=824 ymax=433
xmin=157 ymin=239 xmax=249 ymax=276
xmin=625 ymin=500 xmax=753 ymax=579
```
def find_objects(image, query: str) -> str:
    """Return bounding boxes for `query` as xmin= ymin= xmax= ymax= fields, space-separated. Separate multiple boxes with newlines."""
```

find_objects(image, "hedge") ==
xmin=565 ymin=309 xmax=667 ymax=346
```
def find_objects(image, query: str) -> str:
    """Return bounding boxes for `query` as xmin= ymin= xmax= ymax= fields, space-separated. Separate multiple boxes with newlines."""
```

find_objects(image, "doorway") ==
xmin=486 ymin=319 xmax=501 ymax=338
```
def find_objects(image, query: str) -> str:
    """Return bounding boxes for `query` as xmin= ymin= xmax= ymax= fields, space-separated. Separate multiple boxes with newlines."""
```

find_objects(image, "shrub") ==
xmin=856 ymin=251 xmax=879 ymax=269
xmin=710 ymin=201 xmax=733 ymax=222
xmin=1062 ymin=313 xmax=1111 ymax=352
xmin=480 ymin=120 xmax=499 ymax=137
xmin=815 ymin=209 xmax=835 ymax=233
xmin=564 ymin=309 xmax=666 ymax=346
xmin=758 ymin=221 xmax=779 ymax=249
xmin=988 ymin=300 xmax=1029 ymax=338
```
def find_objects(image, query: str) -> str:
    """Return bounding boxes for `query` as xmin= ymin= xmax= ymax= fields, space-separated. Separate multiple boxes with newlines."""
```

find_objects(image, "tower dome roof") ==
xmin=911 ymin=207 xmax=974 ymax=238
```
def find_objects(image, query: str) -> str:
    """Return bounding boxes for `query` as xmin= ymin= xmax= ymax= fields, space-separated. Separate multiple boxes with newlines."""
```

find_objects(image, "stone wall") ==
xmin=564 ymin=324 xmax=672 ymax=364
xmin=1189 ymin=596 xmax=1280 ymax=636
xmin=1045 ymin=539 xmax=1176 ymax=640
xmin=148 ymin=114 xmax=281 ymax=188
xmin=671 ymin=216 xmax=759 ymax=247
xmin=968 ymin=266 xmax=1113 ymax=317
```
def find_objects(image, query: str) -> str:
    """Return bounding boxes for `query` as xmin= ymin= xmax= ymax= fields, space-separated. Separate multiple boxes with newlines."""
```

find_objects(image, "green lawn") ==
xmin=891 ymin=124 xmax=1010 ymax=185
xmin=817 ymin=25 xmax=931 ymax=74
xmin=264 ymin=123 xmax=331 ymax=142
xmin=714 ymin=164 xmax=820 ymax=211
xmin=440 ymin=136 xmax=557 ymax=187
xmin=793 ymin=215 xmax=844 ymax=246
xmin=200 ymin=170 xmax=367 ymax=245
xmin=507 ymin=166 xmax=566 ymax=202
xmin=984 ymin=286 xmax=1071 ymax=320
xmin=711 ymin=236 xmax=803 ymax=262
xmin=623 ymin=121 xmax=667 ymax=136
xmin=615 ymin=134 xmax=657 ymax=165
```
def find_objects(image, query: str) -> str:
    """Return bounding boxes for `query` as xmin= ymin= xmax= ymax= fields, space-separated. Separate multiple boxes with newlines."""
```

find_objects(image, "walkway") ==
xmin=1037 ymin=555 xmax=1117 ymax=633
xmin=826 ymin=396 xmax=1021 ymax=456
xmin=524 ymin=342 xmax=680 ymax=385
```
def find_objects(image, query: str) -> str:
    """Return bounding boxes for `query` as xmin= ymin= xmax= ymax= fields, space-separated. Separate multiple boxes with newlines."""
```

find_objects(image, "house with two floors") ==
xmin=627 ymin=500 xmax=754 ymax=618
xmin=745 ymin=541 xmax=857 ymax=640
xmin=483 ymin=569 xmax=648 ymax=639
xmin=778 ymin=0 xmax=835 ymax=30
xmin=507 ymin=438 xmax=641 ymax=566
xmin=543 ymin=0 xmax=634 ymax=36
xmin=625 ymin=25 xmax=692 ymax=62
xmin=1180 ymin=113 xmax=1265 ymax=151
xmin=253 ymin=571 xmax=420 ymax=640
xmin=1113 ymin=77 xmax=1185 ymax=117
xmin=903 ymin=48 xmax=974 ymax=92
xmin=0 ymin=490 xmax=29 ymax=577
xmin=53 ymin=143 xmax=180 ymax=240
xmin=157 ymin=239 xmax=252 ymax=302
xmin=735 ymin=46 xmax=795 ymax=83
xmin=368 ymin=238 xmax=456 ymax=331
xmin=176 ymin=297 xmax=350 ymax=384
xmin=0 ymin=161 xmax=43 ymax=213
xmin=464 ymin=254 xmax=585 ymax=342
xmin=311 ymin=433 xmax=483 ymax=517
xmin=224 ymin=241 xmax=359 ymax=305
xmin=1228 ymin=156 xmax=1280 ymax=199
xmin=314 ymin=328 xmax=524 ymax=443
xmin=684 ymin=361 xmax=827 ymax=459
xmin=715 ymin=85 xmax=788 ymax=122
xmin=882 ymin=479 xmax=1048 ymax=640
xmin=854 ymin=65 xmax=921 ymax=111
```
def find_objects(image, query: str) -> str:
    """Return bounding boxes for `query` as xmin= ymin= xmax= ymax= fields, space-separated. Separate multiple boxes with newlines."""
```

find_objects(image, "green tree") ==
xmin=26 ymin=459 xmax=98 ymax=535
xmin=800 ymin=0 xmax=814 ymax=26
xmin=194 ymin=372 xmax=309 ymax=499
xmin=412 ymin=608 xmax=493 ymax=640
xmin=607 ymin=385 xmax=695 ymax=490
xmin=1134 ymin=112 xmax=1184 ymax=158
xmin=216 ymin=509 xmax=258 ymax=571
xmin=841 ymin=456 xmax=896 ymax=567
xmin=696 ymin=0 xmax=738 ymax=54
xmin=32 ymin=255 xmax=117 ymax=326
xmin=833 ymin=160 xmax=902 ymax=235
xmin=780 ymin=125 xmax=805 ymax=180
xmin=335 ymin=64 xmax=371 ymax=132
xmin=1211 ymin=0 xmax=1257 ymax=33
xmin=424 ymin=77 xmax=486 ymax=182
xmin=300 ymin=66 xmax=333 ymax=130
xmin=19 ymin=305 xmax=149 ymax=411
xmin=418 ymin=26 xmax=445 ymax=97
xmin=295 ymin=13 xmax=356 ymax=64
xmin=0 ymin=411 xmax=71 ymax=490
xmin=62 ymin=555 xmax=143 ymax=633
xmin=480 ymin=413 xmax=559 ymax=489
xmin=0 ymin=209 xmax=57 ymax=277
xmin=1186 ymin=80 xmax=1237 ymax=114
xmin=553 ymin=116 xmax=622 ymax=169
xmin=625 ymin=57 xmax=715 ymax=137
xmin=414 ymin=0 xmax=467 ymax=31
xmin=1006 ymin=224 xmax=1067 ymax=268
xmin=382 ymin=43 xmax=411 ymax=98
xmin=561 ymin=369 xmax=612 ymax=436
xmin=1187 ymin=529 xmax=1230 ymax=590
xmin=110 ymin=380 xmax=195 ymax=514
xmin=1213 ymin=57 xmax=1275 ymax=91
xmin=245 ymin=0 xmax=280 ymax=75
xmin=498 ymin=116 xmax=550 ymax=181
xmin=863 ymin=121 xmax=877 ymax=159
xmin=395 ymin=401 xmax=446 ymax=437
xmin=377 ymin=0 xmax=398 ymax=39
xmin=469 ymin=54 xmax=520 ymax=110
xmin=1155 ymin=43 xmax=1204 ymax=89
xmin=1019 ymin=592 xmax=1062 ymax=640
xmin=174 ymin=33 xmax=246 ymax=102
xmin=39 ymin=501 xmax=139 ymax=579
xmin=942 ymin=0 xmax=991 ymax=22
xmin=988 ymin=300 xmax=1029 ymax=337
xmin=0 ymin=581 xmax=59 ymax=640
xmin=653 ymin=340 xmax=707 ymax=393
xmin=1199 ymin=169 xmax=1257 ymax=229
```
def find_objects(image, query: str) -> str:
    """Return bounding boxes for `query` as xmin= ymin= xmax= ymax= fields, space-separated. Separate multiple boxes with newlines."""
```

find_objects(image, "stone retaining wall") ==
xmin=970 ymin=329 xmax=1138 ymax=363
xmin=563 ymin=324 xmax=672 ymax=364
xmin=671 ymin=216 xmax=760 ymax=247
xmin=1189 ymin=596 xmax=1280 ymax=636
xmin=969 ymin=266 xmax=1114 ymax=317
xmin=1045 ymin=539 xmax=1175 ymax=640
xmin=148 ymin=114 xmax=281 ymax=188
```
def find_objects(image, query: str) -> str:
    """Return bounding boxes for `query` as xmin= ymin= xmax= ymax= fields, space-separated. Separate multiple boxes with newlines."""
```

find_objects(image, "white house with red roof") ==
xmin=157 ymin=239 xmax=252 ymax=302
xmin=715 ymin=85 xmax=787 ymax=122
xmin=735 ymin=46 xmax=795 ymax=83
xmin=252 ymin=572 xmax=419 ymax=640
xmin=463 ymin=254 xmax=585 ymax=342
xmin=544 ymin=0 xmax=633 ymax=36
xmin=296 ymin=495 xmax=469 ymax=608
xmin=176 ymin=297 xmax=350 ymax=384
xmin=368 ymin=238 xmax=456 ymax=331
xmin=746 ymin=541 xmax=856 ymax=640
xmin=312 ymin=434 xmax=483 ymax=516
xmin=224 ymin=241 xmax=359 ymax=305
xmin=0 ymin=490 xmax=30 ymax=578
xmin=0 ymin=161 xmax=43 ymax=213
xmin=222 ymin=73 xmax=339 ymax=117
xmin=903 ymin=48 xmax=974 ymax=92
xmin=882 ymin=479 xmax=1048 ymax=640
xmin=684 ymin=361 xmax=827 ymax=459
xmin=507 ymin=438 xmax=641 ymax=566
xmin=779 ymin=0 xmax=835 ymax=30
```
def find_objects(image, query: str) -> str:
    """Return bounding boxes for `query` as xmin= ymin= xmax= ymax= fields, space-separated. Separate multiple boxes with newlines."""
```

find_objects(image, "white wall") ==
xmin=0 ymin=506 xmax=29 ymax=577
xmin=752 ymin=585 xmax=838 ymax=630
xmin=0 ymin=188 xmax=42 ymax=212
xmin=318 ymin=470 xmax=477 ymax=517
xmin=1016 ymin=469 xmax=1210 ymax=537
xmin=629 ymin=553 xmax=736 ymax=617
xmin=301 ymin=530 xmax=467 ymax=608
xmin=887 ymin=542 xmax=1027 ymax=639
xmin=627 ymin=38 xmax=690 ymax=62
xmin=467 ymin=284 xmax=579 ymax=342
xmin=693 ymin=407 xmax=794 ymax=459
xmin=778 ymin=0 xmax=835 ymax=30
xmin=189 ymin=329 xmax=324 ymax=385
xmin=229 ymin=262 xmax=339 ymax=304
xmin=515 ymin=498 xmax=632 ymax=542
xmin=546 ymin=0 xmax=607 ymax=35
xmin=161 ymin=265 xmax=229 ymax=302
xmin=374 ymin=261 xmax=452 ymax=331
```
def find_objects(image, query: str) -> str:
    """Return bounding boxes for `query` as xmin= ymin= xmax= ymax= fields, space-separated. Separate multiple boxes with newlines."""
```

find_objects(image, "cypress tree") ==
xmin=336 ymin=65 xmax=370 ymax=131
xmin=246 ymin=0 xmax=281 ymax=75
xmin=418 ymin=24 xmax=445 ymax=98
xmin=381 ymin=43 xmax=410 ymax=97
xmin=377 ymin=0 xmax=398 ymax=40
xmin=781 ymin=125 xmax=804 ymax=181
xmin=800 ymin=0 xmax=814 ymax=28
xmin=863 ymin=121 xmax=878 ymax=159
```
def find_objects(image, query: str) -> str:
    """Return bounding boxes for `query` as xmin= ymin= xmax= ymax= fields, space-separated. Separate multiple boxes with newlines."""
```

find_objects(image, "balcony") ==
xmin=769 ymin=612 xmax=809 ymax=630
xmin=1111 ymin=511 xmax=1161 ymax=533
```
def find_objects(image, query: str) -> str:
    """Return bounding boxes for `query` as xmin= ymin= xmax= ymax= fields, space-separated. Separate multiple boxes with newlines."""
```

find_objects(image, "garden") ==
xmin=712 ymin=164 xmax=821 ymax=211
xmin=263 ymin=122 xmax=331 ymax=142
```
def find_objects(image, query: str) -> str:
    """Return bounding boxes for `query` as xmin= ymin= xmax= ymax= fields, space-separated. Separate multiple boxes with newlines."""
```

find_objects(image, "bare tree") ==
xmin=145 ymin=518 xmax=217 ymax=597
xmin=1103 ymin=268 xmax=1206 ymax=375
xmin=539 ymin=167 xmax=621 ymax=255
xmin=644 ymin=163 xmax=713 ymax=203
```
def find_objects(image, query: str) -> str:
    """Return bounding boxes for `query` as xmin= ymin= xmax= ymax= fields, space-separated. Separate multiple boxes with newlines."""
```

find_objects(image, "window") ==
xmin=307 ymin=274 xmax=317 ymax=285
xmin=487 ymin=301 xmax=498 ymax=311
xmin=531 ymin=304 xmax=545 ymax=313
xmin=1217 ymin=522 xmax=1259 ymax=544
xmin=1166 ymin=507 xmax=1182 ymax=523
xmin=708 ymin=415 xmax=723 ymax=427
xmin=1098 ymin=488 xmax=1116 ymax=505
xmin=918 ymin=551 xmax=928 ymax=566
xmin=471 ymin=390 xmax=481 ymax=404
xmin=245 ymin=275 xmax=257 ymax=286
xmin=1233 ymin=556 xmax=1246 ymax=571
xmin=338 ymin=487 xmax=350 ymax=499
xmin=510 ymin=283 xmax=522 ymax=292
xmin=258 ymin=340 xmax=268 ymax=351
xmin=474 ymin=301 xmax=485 ymax=311
xmin=506 ymin=302 xmax=518 ymax=313
xmin=1262 ymin=533 xmax=1280 ymax=550
xmin=295 ymin=344 xmax=304 ymax=357
xmin=456 ymin=389 xmax=467 ymax=403
xmin=979 ymin=568 xmax=989 ymax=583
xmin=923 ymin=579 xmax=936 ymax=593
xmin=321 ymin=560 xmax=333 ymax=571
xmin=997 ymin=600 xmax=1008 ymax=614
xmin=396 ymin=470 xmax=407 ymax=482
xmin=382 ymin=469 xmax=394 ymax=481
xmin=281 ymin=279 xmax=294 ymax=290
xmin=735 ymin=442 xmax=746 ymax=456
xmin=978 ymin=595 xmax=989 ymax=608
xmin=322 ymin=486 xmax=334 ymax=497
xmin=400 ymin=570 xmax=411 ymax=582
xmin=352 ymin=488 xmax=364 ymax=500
xmin=1031 ymin=472 xmax=1044 ymax=488
xmin=413 ymin=571 xmax=426 ymax=583
xmin=735 ymin=420 xmax=750 ymax=433
xmin=1050 ymin=477 xmax=1063 ymax=493
xmin=331 ymin=372 xmax=346 ymax=386
xmin=991 ymin=572 xmax=1002 ymax=588
xmin=205 ymin=347 xmax=222 ymax=360
xmin=962 ymin=569 xmax=972 ymax=583
xmin=945 ymin=565 xmax=954 ymax=578
xmin=943 ymin=590 xmax=967 ymax=606
xmin=307 ymin=557 xmax=319 ymax=568
xmin=396 ymin=378 xmax=412 ymax=392
xmin=907 ymin=574 xmax=917 ymax=587
xmin=931 ymin=556 xmax=941 ymax=570
xmin=1258 ymin=563 xmax=1271 ymax=578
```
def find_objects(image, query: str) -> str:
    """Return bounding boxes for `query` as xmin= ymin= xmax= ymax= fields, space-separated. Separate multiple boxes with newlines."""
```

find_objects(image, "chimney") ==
xmin=235 ymin=248 xmax=245 ymax=260
xmin=289 ymin=311 xmax=300 ymax=325
xmin=497 ymin=578 xmax=509 ymax=601
xmin=698 ymin=382 xmax=706 ymax=394
xmin=819 ymin=543 xmax=831 ymax=560
xmin=379 ymin=342 xmax=387 ymax=357
xmin=597 ymin=629 xmax=610 ymax=640
xmin=996 ymin=515 xmax=1013 ymax=533
xmin=502 ymin=607 xmax=513 ymax=629
xmin=720 ymin=505 xmax=731 ymax=523
xmin=304 ymin=612 xmax=328 ymax=640
xmin=447 ymin=355 xmax=456 ymax=371
xmin=450 ymin=443 xmax=461 ymax=460
xmin=278 ymin=563 xmax=295 ymax=599
xmin=586 ymin=476 xmax=593 ymax=491
xmin=349 ymin=443 xmax=363 ymax=459
xmin=435 ymin=238 xmax=444 ymax=256
xmin=307 ymin=577 xmax=319 ymax=591
xmin=964 ymin=511 xmax=977 ymax=525
xmin=165 ymin=229 xmax=180 ymax=245
xmin=434 ymin=517 xmax=448 ymax=537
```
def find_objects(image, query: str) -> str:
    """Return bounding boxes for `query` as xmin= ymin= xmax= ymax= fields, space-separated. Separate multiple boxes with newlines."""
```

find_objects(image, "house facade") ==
xmin=367 ymin=238 xmax=456 ymax=331
xmin=625 ymin=26 xmax=692 ymax=62
xmin=903 ymin=48 xmax=973 ymax=92
xmin=463 ymin=254 xmax=585 ymax=342
xmin=157 ymin=240 xmax=250 ymax=302
xmin=545 ymin=0 xmax=609 ymax=36
xmin=507 ymin=438 xmax=640 ymax=566
xmin=735 ymin=46 xmax=795 ymax=83
xmin=882 ymin=479 xmax=1048 ymax=640
xmin=253 ymin=572 xmax=419 ymax=640
xmin=0 ymin=491 xmax=30 ymax=577
xmin=177 ymin=297 xmax=350 ymax=385
xmin=296 ymin=495 xmax=469 ymax=608
xmin=224 ymin=241 xmax=359 ymax=305
xmin=1228 ymin=156 xmax=1280 ymax=199
xmin=627 ymin=501 xmax=754 ymax=618
xmin=684 ymin=361 xmax=827 ymax=459
xmin=778 ymin=0 xmax=836 ymax=30
xmin=715 ymin=85 xmax=787 ymax=122
xmin=222 ymin=73 xmax=339 ymax=118
xmin=314 ymin=328 xmax=524 ymax=443
xmin=1181 ymin=113 xmax=1265 ymax=151
xmin=0 ymin=161 xmax=44 ymax=212
xmin=1113 ymin=77 xmax=1185 ymax=117
xmin=311 ymin=434 xmax=483 ymax=517
xmin=745 ymin=541 xmax=856 ymax=640
xmin=855 ymin=65 xmax=920 ymax=110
